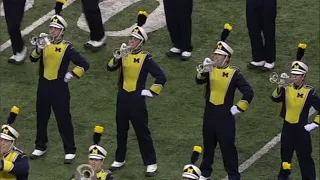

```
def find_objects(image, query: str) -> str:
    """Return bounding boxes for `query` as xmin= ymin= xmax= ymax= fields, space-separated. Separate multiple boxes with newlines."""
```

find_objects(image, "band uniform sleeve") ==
xmin=144 ymin=54 xmax=167 ymax=95
xmin=106 ymin=172 xmax=114 ymax=180
xmin=271 ymin=86 xmax=285 ymax=103
xmin=195 ymin=72 xmax=209 ymax=84
xmin=0 ymin=153 xmax=29 ymax=175
xmin=308 ymin=88 xmax=320 ymax=125
xmin=66 ymin=45 xmax=90 ymax=78
xmin=106 ymin=58 xmax=121 ymax=71
xmin=234 ymin=70 xmax=254 ymax=112
xmin=30 ymin=48 xmax=42 ymax=62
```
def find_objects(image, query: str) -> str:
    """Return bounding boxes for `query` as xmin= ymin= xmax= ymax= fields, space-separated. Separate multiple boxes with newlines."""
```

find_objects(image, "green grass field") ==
xmin=0 ymin=0 xmax=319 ymax=179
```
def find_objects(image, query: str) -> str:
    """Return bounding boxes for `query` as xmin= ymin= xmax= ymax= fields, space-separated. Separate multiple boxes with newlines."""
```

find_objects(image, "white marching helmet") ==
xmin=88 ymin=126 xmax=107 ymax=160
xmin=0 ymin=106 xmax=20 ymax=142
xmin=182 ymin=164 xmax=201 ymax=180
xmin=50 ymin=15 xmax=68 ymax=29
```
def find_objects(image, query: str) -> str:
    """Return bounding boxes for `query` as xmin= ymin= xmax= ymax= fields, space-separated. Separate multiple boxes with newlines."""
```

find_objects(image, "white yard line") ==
xmin=0 ymin=0 xmax=76 ymax=52
xmin=222 ymin=107 xmax=318 ymax=180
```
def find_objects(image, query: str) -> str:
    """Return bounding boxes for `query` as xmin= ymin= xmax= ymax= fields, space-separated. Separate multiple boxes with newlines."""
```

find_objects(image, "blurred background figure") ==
xmin=246 ymin=0 xmax=277 ymax=72
xmin=3 ymin=0 xmax=28 ymax=65
xmin=0 ymin=106 xmax=30 ymax=180
xmin=55 ymin=0 xmax=106 ymax=52
xmin=70 ymin=126 xmax=114 ymax=180
xmin=163 ymin=0 xmax=193 ymax=61
xmin=182 ymin=146 xmax=202 ymax=180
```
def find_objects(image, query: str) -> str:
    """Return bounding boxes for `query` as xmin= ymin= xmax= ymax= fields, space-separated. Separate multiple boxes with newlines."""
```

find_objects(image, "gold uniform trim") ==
xmin=31 ymin=49 xmax=41 ymax=58
xmin=285 ymin=86 xmax=310 ymax=124
xmin=196 ymin=73 xmax=206 ymax=80
xmin=122 ymin=53 xmax=146 ymax=92
xmin=150 ymin=84 xmax=163 ymax=95
xmin=314 ymin=115 xmax=320 ymax=124
xmin=272 ymin=87 xmax=281 ymax=98
xmin=56 ymin=0 xmax=66 ymax=4
xmin=108 ymin=58 xmax=119 ymax=68
xmin=72 ymin=66 xmax=84 ymax=78
xmin=43 ymin=43 xmax=68 ymax=80
xmin=0 ymin=151 xmax=19 ymax=179
xmin=209 ymin=67 xmax=235 ymax=105
xmin=236 ymin=100 xmax=249 ymax=111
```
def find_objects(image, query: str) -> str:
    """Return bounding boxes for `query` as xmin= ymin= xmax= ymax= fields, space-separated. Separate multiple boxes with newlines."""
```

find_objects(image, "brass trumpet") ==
xmin=113 ymin=43 xmax=133 ymax=59
xmin=29 ymin=34 xmax=53 ymax=47
xmin=269 ymin=72 xmax=292 ymax=86
xmin=196 ymin=58 xmax=216 ymax=73
xmin=74 ymin=164 xmax=97 ymax=180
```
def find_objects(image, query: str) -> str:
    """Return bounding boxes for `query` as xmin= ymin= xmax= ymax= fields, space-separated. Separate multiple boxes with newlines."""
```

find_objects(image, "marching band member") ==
xmin=3 ymin=0 xmax=28 ymax=64
xmin=55 ymin=0 xmax=106 ymax=52
xmin=29 ymin=15 xmax=90 ymax=164
xmin=106 ymin=11 xmax=167 ymax=177
xmin=164 ymin=0 xmax=193 ymax=60
xmin=70 ymin=126 xmax=114 ymax=180
xmin=0 ymin=106 xmax=29 ymax=180
xmin=246 ymin=0 xmax=277 ymax=71
xmin=182 ymin=146 xmax=202 ymax=180
xmin=195 ymin=24 xmax=254 ymax=180
xmin=271 ymin=43 xmax=319 ymax=180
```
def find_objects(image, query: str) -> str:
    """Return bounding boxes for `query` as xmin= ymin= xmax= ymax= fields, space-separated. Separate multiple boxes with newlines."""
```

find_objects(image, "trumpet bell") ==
xmin=74 ymin=164 xmax=97 ymax=180
xmin=269 ymin=72 xmax=292 ymax=86
xmin=29 ymin=34 xmax=53 ymax=47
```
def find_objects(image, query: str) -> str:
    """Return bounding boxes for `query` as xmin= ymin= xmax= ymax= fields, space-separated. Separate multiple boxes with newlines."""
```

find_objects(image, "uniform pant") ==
xmin=246 ymin=0 xmax=277 ymax=63
xmin=3 ymin=0 xmax=26 ymax=54
xmin=115 ymin=90 xmax=156 ymax=166
xmin=278 ymin=121 xmax=316 ymax=180
xmin=200 ymin=102 xmax=240 ymax=180
xmin=163 ymin=0 xmax=193 ymax=52
xmin=81 ymin=0 xmax=105 ymax=41
xmin=35 ymin=79 xmax=76 ymax=154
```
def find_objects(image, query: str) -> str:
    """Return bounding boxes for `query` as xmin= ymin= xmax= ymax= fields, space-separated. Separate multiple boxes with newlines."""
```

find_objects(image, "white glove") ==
xmin=120 ymin=43 xmax=128 ymax=51
xmin=203 ymin=57 xmax=213 ymax=66
xmin=304 ymin=123 xmax=319 ymax=132
xmin=230 ymin=105 xmax=241 ymax=116
xmin=39 ymin=33 xmax=48 ymax=37
xmin=278 ymin=73 xmax=289 ymax=87
xmin=141 ymin=90 xmax=153 ymax=97
xmin=64 ymin=72 xmax=74 ymax=83
xmin=37 ymin=33 xmax=50 ymax=49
